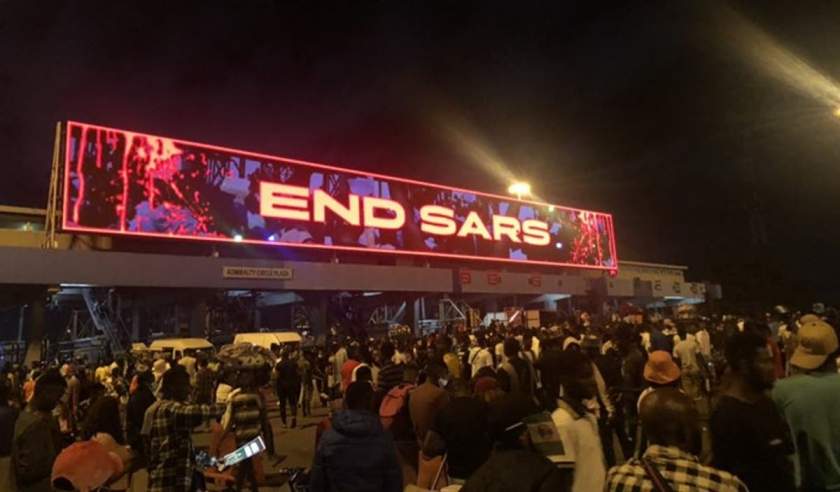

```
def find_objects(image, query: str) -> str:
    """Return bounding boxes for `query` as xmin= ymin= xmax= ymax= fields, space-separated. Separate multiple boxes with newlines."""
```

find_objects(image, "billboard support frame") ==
xmin=44 ymin=122 xmax=65 ymax=249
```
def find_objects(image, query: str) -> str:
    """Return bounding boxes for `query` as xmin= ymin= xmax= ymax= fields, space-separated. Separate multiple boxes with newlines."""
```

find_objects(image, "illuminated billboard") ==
xmin=62 ymin=121 xmax=618 ymax=270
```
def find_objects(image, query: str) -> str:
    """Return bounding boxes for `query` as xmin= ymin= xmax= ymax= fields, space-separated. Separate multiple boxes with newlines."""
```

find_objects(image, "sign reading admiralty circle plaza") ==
xmin=61 ymin=121 xmax=618 ymax=271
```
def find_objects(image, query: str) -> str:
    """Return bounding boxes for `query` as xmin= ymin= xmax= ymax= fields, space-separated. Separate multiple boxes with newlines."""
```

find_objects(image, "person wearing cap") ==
xmin=51 ymin=440 xmax=124 ymax=492
xmin=710 ymin=328 xmax=796 ymax=492
xmin=772 ymin=316 xmax=840 ymax=491
xmin=629 ymin=350 xmax=681 ymax=459
xmin=637 ymin=351 xmax=681 ymax=412
xmin=462 ymin=392 xmax=569 ymax=492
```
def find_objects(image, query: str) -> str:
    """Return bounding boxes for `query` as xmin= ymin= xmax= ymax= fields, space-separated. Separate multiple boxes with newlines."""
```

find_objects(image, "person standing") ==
xmin=438 ymin=336 xmax=462 ymax=382
xmin=125 ymin=369 xmax=155 ymax=482
xmin=310 ymin=382 xmax=402 ymax=492
xmin=469 ymin=336 xmax=494 ymax=379
xmin=710 ymin=330 xmax=795 ymax=492
xmin=552 ymin=350 xmax=606 ymax=492
xmin=696 ymin=322 xmax=712 ymax=359
xmin=22 ymin=369 xmax=38 ymax=404
xmin=606 ymin=388 xmax=748 ymax=492
xmin=0 ymin=382 xmax=20 ymax=490
xmin=332 ymin=342 xmax=348 ymax=385
xmin=649 ymin=323 xmax=673 ymax=354
xmin=340 ymin=346 xmax=361 ymax=394
xmin=392 ymin=342 xmax=410 ymax=365
xmin=408 ymin=362 xmax=450 ymax=446
xmin=12 ymin=369 xmax=67 ymax=492
xmin=632 ymin=351 xmax=681 ymax=458
xmin=177 ymin=352 xmax=197 ymax=385
xmin=193 ymin=357 xmax=215 ymax=405
xmin=463 ymin=391 xmax=567 ymax=492
xmin=615 ymin=324 xmax=645 ymax=458
xmin=772 ymin=317 xmax=840 ymax=491
xmin=497 ymin=338 xmax=535 ymax=399
xmin=672 ymin=326 xmax=702 ymax=400
xmin=145 ymin=367 xmax=225 ymax=492
xmin=423 ymin=379 xmax=492 ymax=482
xmin=376 ymin=342 xmax=405 ymax=394
xmin=83 ymin=395 xmax=132 ymax=491
xmin=60 ymin=363 xmax=81 ymax=435
xmin=229 ymin=369 xmax=270 ymax=492
xmin=298 ymin=352 xmax=314 ymax=418
xmin=275 ymin=348 xmax=302 ymax=428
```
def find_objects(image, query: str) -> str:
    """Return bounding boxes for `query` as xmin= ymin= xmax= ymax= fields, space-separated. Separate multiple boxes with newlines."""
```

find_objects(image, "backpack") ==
xmin=379 ymin=383 xmax=415 ymax=435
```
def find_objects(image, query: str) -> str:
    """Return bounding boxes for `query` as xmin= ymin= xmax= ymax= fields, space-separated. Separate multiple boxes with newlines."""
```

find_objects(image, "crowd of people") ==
xmin=0 ymin=305 xmax=837 ymax=492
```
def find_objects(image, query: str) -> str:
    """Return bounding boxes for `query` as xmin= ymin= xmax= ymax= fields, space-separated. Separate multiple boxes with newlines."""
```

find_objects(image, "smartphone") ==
xmin=221 ymin=436 xmax=267 ymax=468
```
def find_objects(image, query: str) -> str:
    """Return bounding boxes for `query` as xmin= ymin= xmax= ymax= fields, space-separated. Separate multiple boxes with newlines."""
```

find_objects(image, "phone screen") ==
xmin=222 ymin=436 xmax=267 ymax=467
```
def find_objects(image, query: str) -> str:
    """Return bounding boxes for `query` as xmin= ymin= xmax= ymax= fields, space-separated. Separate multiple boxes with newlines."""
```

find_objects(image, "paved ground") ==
xmin=130 ymin=398 xmax=328 ymax=492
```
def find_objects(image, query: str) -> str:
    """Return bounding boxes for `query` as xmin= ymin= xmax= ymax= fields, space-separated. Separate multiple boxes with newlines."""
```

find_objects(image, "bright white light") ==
xmin=268 ymin=234 xmax=277 ymax=241
xmin=548 ymin=205 xmax=555 ymax=212
xmin=555 ymin=242 xmax=563 ymax=249
xmin=233 ymin=234 xmax=244 ymax=242
xmin=507 ymin=182 xmax=531 ymax=198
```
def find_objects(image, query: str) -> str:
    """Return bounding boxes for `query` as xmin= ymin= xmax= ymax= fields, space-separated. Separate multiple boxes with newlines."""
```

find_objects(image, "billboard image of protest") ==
xmin=62 ymin=121 xmax=617 ymax=270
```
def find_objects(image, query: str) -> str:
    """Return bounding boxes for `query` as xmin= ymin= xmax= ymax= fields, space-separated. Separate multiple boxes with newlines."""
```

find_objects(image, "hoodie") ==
xmin=310 ymin=410 xmax=402 ymax=492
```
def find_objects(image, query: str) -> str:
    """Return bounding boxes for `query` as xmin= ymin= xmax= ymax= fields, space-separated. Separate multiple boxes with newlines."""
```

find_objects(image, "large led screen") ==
xmin=62 ymin=121 xmax=618 ymax=270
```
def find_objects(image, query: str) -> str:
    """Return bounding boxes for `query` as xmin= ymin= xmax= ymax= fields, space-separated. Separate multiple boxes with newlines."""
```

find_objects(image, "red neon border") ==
xmin=61 ymin=121 xmax=619 ymax=271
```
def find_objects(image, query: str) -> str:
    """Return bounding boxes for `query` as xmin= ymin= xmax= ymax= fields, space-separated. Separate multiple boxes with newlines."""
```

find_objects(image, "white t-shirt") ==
xmin=469 ymin=348 xmax=494 ymax=378
xmin=552 ymin=402 xmax=606 ymax=492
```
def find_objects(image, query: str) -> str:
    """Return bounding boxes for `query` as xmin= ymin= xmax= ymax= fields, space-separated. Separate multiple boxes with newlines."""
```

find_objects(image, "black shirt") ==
xmin=461 ymin=449 xmax=571 ymax=492
xmin=0 ymin=405 xmax=19 ymax=456
xmin=276 ymin=358 xmax=301 ymax=388
xmin=432 ymin=396 xmax=492 ymax=479
xmin=711 ymin=394 xmax=796 ymax=492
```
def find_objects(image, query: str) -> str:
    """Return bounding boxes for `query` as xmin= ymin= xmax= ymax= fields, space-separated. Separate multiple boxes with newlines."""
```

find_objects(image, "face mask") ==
xmin=438 ymin=378 xmax=449 ymax=387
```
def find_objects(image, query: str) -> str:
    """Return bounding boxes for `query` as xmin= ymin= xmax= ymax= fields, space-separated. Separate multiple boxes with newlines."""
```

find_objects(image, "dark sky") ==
xmin=2 ymin=1 xmax=840 ymax=304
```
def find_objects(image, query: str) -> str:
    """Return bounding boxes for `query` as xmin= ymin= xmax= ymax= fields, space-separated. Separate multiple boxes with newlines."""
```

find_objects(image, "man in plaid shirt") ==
xmin=606 ymin=388 xmax=748 ymax=492
xmin=145 ymin=366 xmax=225 ymax=492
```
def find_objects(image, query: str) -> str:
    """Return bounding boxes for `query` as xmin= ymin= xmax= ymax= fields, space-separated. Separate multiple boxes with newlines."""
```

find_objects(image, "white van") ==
xmin=233 ymin=332 xmax=302 ymax=351
xmin=148 ymin=338 xmax=215 ymax=360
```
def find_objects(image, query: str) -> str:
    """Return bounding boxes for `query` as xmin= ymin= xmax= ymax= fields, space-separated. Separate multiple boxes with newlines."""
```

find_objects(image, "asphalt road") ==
xmin=129 ymin=396 xmax=328 ymax=492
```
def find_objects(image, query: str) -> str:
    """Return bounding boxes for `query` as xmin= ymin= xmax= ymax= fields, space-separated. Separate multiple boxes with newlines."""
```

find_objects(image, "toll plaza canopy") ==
xmin=61 ymin=121 xmax=618 ymax=272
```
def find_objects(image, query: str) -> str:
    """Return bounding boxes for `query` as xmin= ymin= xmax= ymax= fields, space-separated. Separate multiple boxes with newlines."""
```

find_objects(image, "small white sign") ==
xmin=222 ymin=266 xmax=293 ymax=280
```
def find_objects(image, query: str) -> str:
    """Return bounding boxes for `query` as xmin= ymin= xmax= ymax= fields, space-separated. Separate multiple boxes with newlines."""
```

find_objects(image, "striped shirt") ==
xmin=377 ymin=363 xmax=405 ymax=393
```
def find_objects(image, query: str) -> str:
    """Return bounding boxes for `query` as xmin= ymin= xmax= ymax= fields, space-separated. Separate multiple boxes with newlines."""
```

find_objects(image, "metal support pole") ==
xmin=44 ymin=122 xmax=63 ymax=249
xmin=17 ymin=305 xmax=26 ymax=342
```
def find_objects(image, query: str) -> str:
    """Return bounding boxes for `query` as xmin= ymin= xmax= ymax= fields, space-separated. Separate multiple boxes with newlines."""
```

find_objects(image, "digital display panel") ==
xmin=62 ymin=121 xmax=618 ymax=270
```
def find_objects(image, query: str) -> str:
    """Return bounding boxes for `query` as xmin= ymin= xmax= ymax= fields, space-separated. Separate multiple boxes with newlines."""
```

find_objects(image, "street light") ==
xmin=507 ymin=182 xmax=531 ymax=200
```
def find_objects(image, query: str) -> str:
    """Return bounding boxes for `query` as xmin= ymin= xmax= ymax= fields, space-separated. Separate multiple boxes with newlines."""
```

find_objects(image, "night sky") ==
xmin=2 ymin=1 xmax=840 ymax=305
